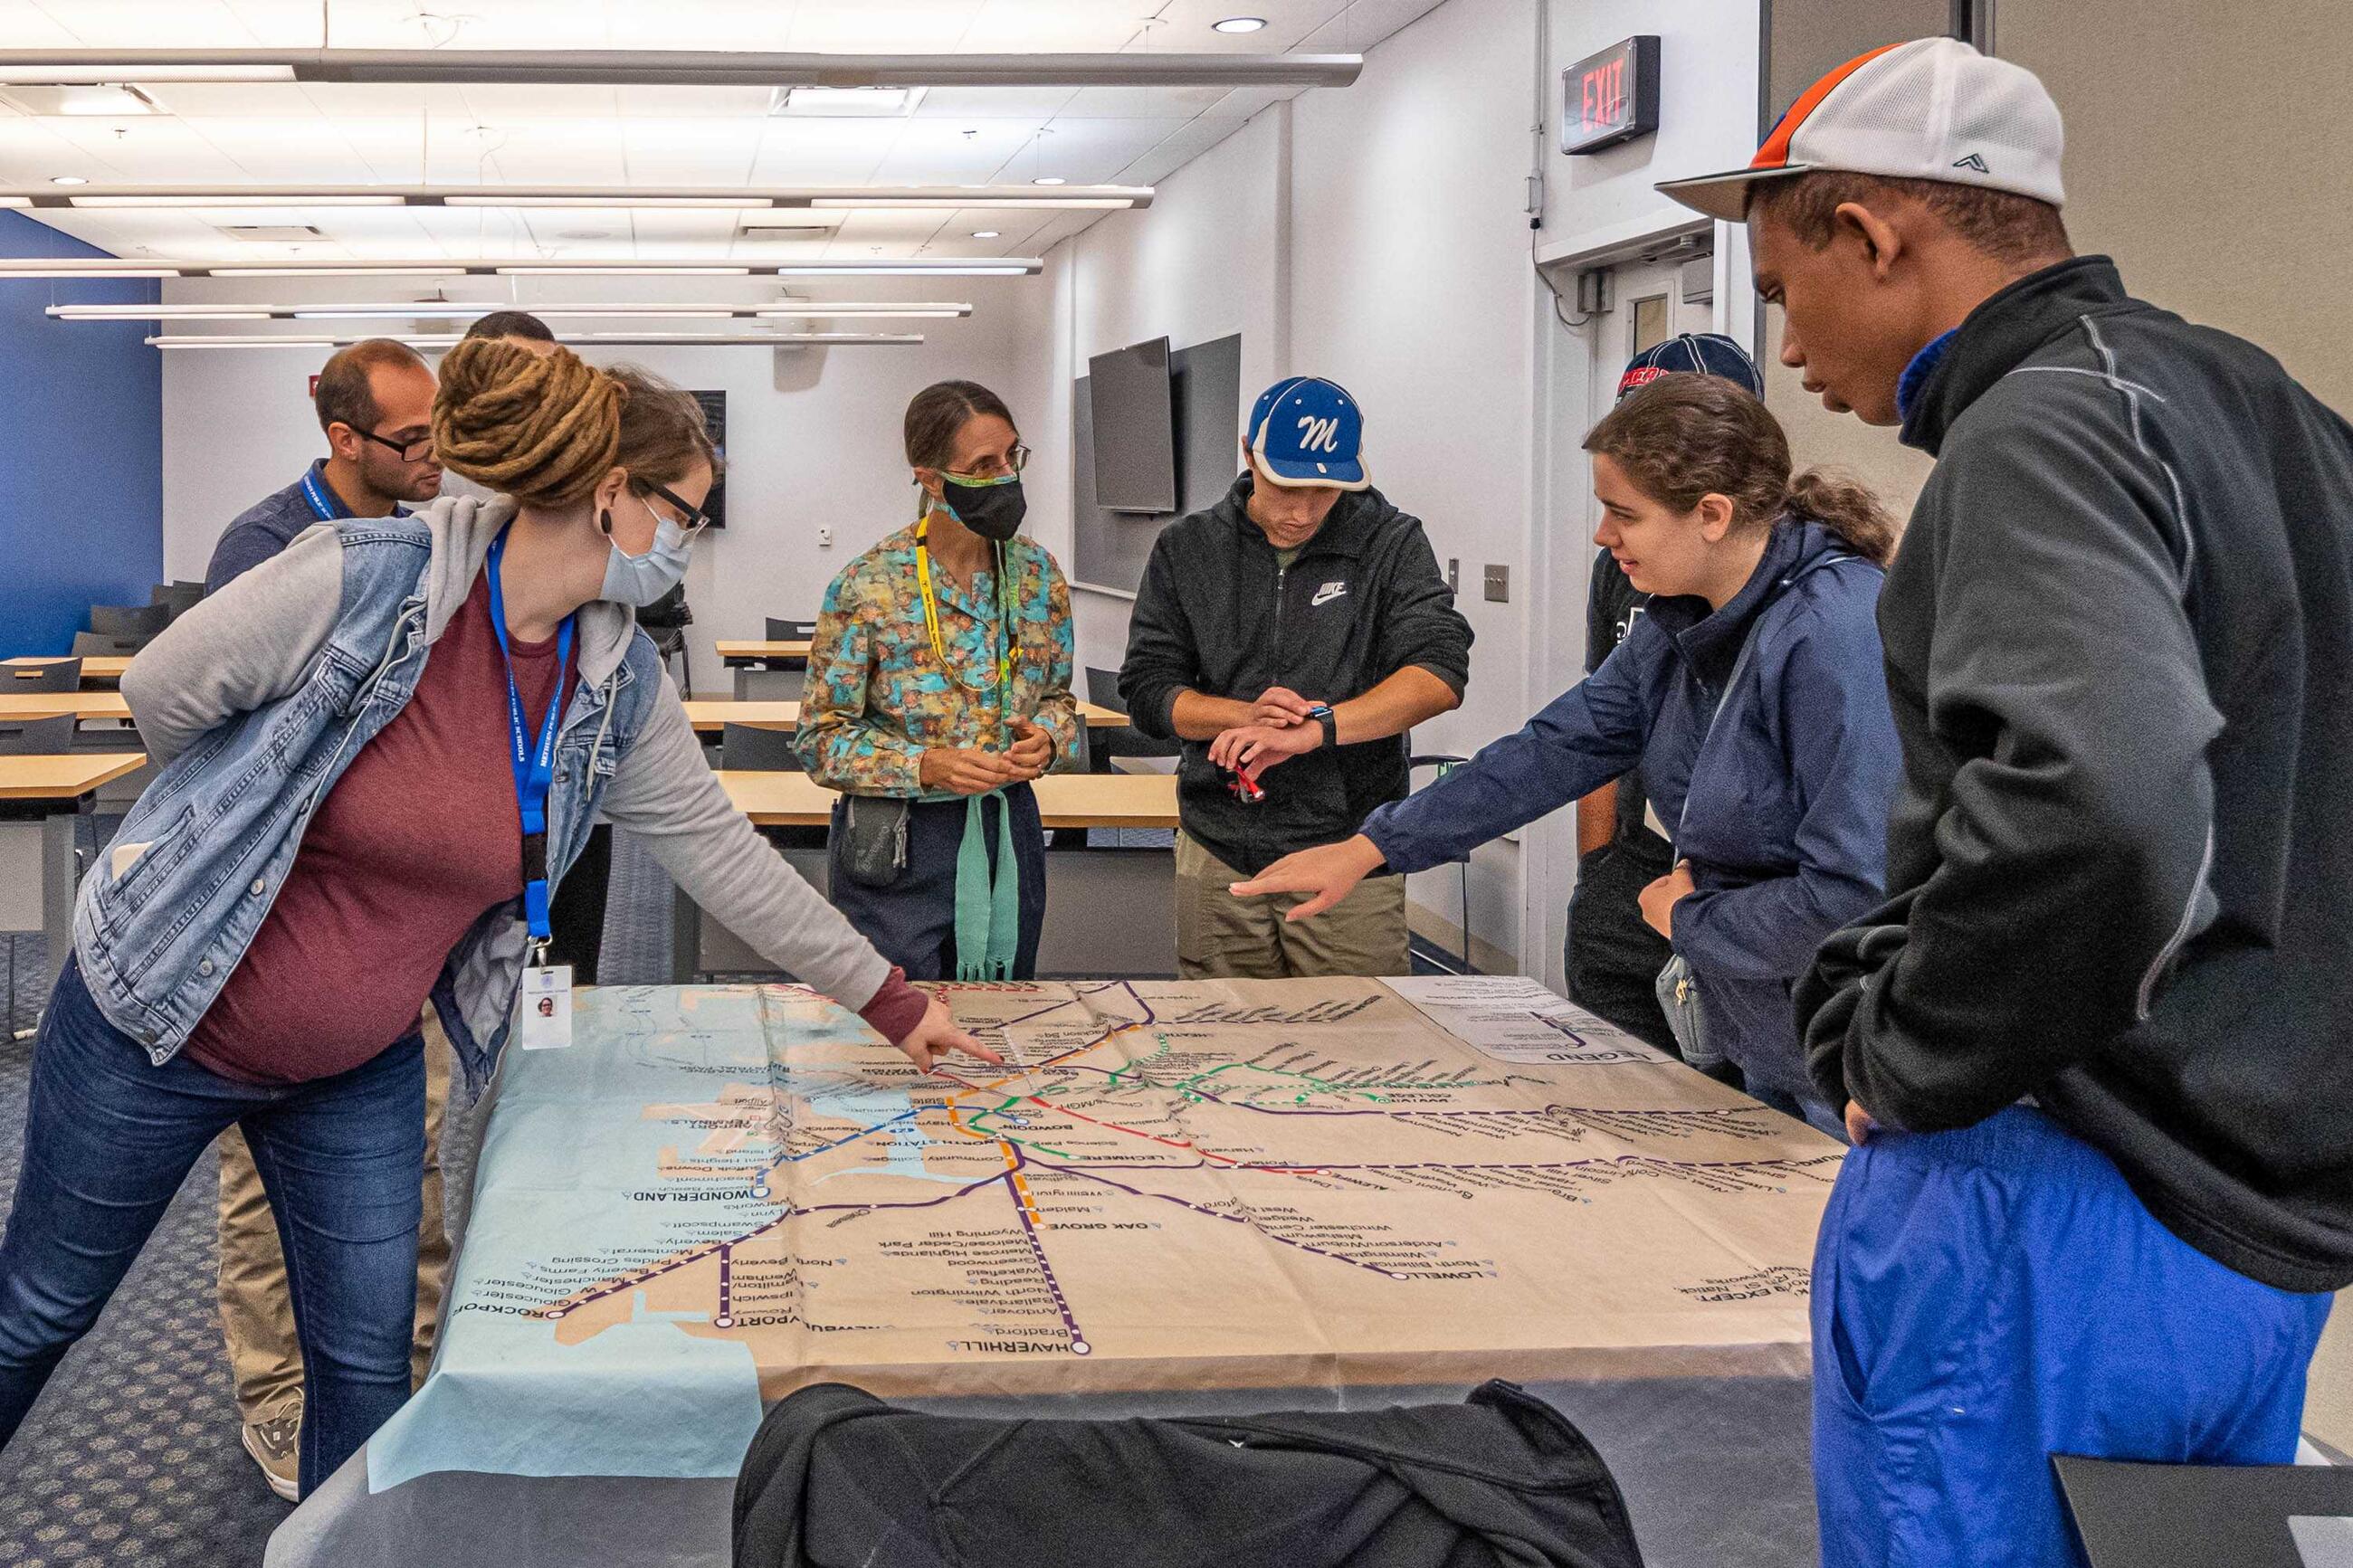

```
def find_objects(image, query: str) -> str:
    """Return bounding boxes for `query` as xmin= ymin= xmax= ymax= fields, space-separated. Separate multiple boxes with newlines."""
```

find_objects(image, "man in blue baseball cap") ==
xmin=1121 ymin=376 xmax=1472 ymax=977
xmin=1568 ymin=334 xmax=1766 ymax=1060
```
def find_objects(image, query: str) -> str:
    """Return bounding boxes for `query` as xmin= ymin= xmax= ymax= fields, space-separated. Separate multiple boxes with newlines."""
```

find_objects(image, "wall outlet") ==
xmin=1445 ymin=556 xmax=1461 ymax=594
xmin=816 ymin=527 xmax=834 ymax=548
xmin=1483 ymin=564 xmax=1510 ymax=603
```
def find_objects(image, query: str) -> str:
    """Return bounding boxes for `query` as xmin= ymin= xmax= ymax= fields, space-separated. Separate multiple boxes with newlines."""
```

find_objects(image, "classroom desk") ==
xmin=682 ymin=698 xmax=1129 ymax=735
xmin=714 ymin=639 xmax=814 ymax=701
xmin=0 ymin=754 xmax=148 ymax=979
xmin=4 ymin=655 xmax=132 ymax=684
xmin=716 ymin=769 xmax=1176 ymax=829
xmin=0 ymin=690 xmax=134 ymax=723
xmin=681 ymin=771 xmax=1182 ymax=980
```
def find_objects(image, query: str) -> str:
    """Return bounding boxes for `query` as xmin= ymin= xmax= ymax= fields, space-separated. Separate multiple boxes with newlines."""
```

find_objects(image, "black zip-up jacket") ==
xmin=733 ymin=1380 xmax=1643 ymax=1568
xmin=1796 ymin=257 xmax=2353 ymax=1292
xmin=1121 ymin=473 xmax=1473 ymax=876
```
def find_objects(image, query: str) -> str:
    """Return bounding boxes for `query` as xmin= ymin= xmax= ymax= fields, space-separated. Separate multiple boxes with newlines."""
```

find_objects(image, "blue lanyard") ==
xmin=484 ymin=528 xmax=575 ymax=949
xmin=299 ymin=466 xmax=345 ymax=523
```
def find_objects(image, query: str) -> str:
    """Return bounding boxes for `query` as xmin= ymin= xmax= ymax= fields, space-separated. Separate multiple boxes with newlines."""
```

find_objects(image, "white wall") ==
xmin=160 ymin=273 xmax=1037 ymax=696
xmin=1029 ymin=0 xmax=1766 ymax=971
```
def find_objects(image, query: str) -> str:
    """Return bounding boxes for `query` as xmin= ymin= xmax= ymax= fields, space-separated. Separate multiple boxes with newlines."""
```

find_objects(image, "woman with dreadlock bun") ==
xmin=0 ymin=339 xmax=995 ymax=1499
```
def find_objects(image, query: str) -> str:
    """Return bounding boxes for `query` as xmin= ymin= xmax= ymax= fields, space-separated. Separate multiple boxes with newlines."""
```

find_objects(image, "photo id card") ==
xmin=516 ymin=964 xmax=574 ymax=1050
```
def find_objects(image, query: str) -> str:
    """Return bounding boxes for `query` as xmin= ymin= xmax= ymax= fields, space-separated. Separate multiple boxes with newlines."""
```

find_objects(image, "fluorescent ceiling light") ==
xmin=71 ymin=193 xmax=404 ymax=208
xmin=1030 ymin=177 xmax=1067 ymax=186
xmin=970 ymin=230 xmax=1000 ymax=239
xmin=147 ymin=331 xmax=928 ymax=349
xmin=0 ymin=256 xmax=1043 ymax=279
xmin=814 ymin=197 xmax=1131 ymax=211
xmin=775 ymin=263 xmax=1032 ymax=277
xmin=210 ymin=265 xmax=463 ymax=277
xmin=292 ymin=305 xmax=744 ymax=320
xmin=1214 ymin=17 xmax=1270 ymax=33
xmin=0 ymin=261 xmax=181 ymax=277
xmin=0 ymin=49 xmax=1361 ymax=90
xmin=445 ymin=195 xmax=772 ymax=210
xmin=9 ymin=183 xmax=1149 ymax=211
xmin=146 ymin=336 xmax=339 ymax=348
xmin=57 ymin=299 xmax=975 ymax=323
xmin=737 ymin=211 xmax=848 ymax=230
xmin=0 ymin=63 xmax=295 ymax=84
xmin=50 ymin=175 xmax=86 ymax=186
xmin=494 ymin=265 xmax=755 ymax=276
xmin=752 ymin=303 xmax=969 ymax=318
xmin=0 ymin=83 xmax=161 ymax=116
xmin=772 ymin=85 xmax=923 ymax=118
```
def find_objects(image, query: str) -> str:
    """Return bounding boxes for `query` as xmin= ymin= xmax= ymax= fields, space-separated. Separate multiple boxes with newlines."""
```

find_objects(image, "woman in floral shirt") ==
xmin=795 ymin=380 xmax=1080 ymax=980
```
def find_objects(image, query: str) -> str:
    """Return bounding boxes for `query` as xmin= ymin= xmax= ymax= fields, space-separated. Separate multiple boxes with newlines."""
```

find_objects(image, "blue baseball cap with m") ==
xmin=1246 ymin=375 xmax=1369 ymax=491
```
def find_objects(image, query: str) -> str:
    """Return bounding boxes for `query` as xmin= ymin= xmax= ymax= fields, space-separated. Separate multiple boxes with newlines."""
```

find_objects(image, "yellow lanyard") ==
xmin=913 ymin=513 xmax=1015 ymax=708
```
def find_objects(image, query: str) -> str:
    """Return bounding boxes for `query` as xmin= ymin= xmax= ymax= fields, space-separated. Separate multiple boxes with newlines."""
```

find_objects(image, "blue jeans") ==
xmin=1813 ymin=1105 xmax=2333 ymax=1568
xmin=0 ymin=956 xmax=425 ymax=1497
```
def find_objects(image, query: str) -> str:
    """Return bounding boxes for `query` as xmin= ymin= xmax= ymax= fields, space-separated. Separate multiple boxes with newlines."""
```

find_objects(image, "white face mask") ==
xmin=600 ymin=510 xmax=695 ymax=606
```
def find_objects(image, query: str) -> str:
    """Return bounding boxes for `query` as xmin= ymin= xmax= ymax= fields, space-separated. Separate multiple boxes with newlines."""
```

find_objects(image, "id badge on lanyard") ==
xmin=486 ymin=528 xmax=578 ymax=1050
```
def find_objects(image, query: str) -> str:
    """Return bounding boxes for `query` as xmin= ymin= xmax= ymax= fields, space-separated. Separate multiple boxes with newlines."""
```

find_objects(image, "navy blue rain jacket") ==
xmin=1364 ymin=520 xmax=1900 ymax=1101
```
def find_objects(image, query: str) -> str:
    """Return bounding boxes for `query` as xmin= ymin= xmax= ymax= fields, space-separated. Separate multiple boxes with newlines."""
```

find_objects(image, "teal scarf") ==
xmin=952 ymin=792 xmax=1022 ymax=981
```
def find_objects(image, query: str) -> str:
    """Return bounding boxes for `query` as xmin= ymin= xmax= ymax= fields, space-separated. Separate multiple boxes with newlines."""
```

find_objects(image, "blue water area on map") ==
xmin=367 ymin=985 xmax=936 ymax=1488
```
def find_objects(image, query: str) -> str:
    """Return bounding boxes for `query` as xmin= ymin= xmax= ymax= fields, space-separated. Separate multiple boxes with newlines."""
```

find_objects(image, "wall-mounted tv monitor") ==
xmin=691 ymin=389 xmax=728 ymax=528
xmin=1087 ymin=337 xmax=1178 ymax=513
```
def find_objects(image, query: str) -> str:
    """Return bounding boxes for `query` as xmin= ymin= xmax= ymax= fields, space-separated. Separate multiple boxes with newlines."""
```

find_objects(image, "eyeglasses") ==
xmin=635 ymin=479 xmax=712 ymax=538
xmin=351 ymin=426 xmax=434 ymax=463
xmin=942 ymin=442 xmax=1030 ymax=485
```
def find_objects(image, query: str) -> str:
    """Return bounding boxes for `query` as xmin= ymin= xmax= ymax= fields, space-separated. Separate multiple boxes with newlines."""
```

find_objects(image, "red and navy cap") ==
xmin=1616 ymin=333 xmax=1764 ymax=404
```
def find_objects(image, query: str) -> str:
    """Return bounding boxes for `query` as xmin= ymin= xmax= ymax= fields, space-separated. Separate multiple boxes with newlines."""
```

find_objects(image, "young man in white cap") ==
xmin=1120 ymin=376 xmax=1472 ymax=978
xmin=1662 ymin=35 xmax=2353 ymax=1568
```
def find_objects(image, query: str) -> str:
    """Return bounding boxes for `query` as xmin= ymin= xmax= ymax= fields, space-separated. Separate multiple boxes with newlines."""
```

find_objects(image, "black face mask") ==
xmin=940 ymin=475 xmax=1027 ymax=542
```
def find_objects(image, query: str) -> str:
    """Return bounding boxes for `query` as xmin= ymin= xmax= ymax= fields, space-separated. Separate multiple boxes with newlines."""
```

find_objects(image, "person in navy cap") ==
xmin=1120 ymin=377 xmax=1473 ymax=978
xmin=1567 ymin=334 xmax=1767 ymax=1060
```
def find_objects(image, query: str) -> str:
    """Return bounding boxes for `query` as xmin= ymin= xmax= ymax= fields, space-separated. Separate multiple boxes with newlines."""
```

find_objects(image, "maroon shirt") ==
xmin=187 ymin=571 xmax=573 ymax=1084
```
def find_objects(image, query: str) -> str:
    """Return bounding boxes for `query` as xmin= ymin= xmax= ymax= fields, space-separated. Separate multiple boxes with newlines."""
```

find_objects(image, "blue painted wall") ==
xmin=0 ymin=212 xmax=162 ymax=656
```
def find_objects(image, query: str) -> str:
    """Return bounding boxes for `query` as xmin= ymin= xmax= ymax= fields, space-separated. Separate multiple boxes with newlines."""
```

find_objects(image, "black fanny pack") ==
xmin=837 ymin=795 xmax=910 ymax=889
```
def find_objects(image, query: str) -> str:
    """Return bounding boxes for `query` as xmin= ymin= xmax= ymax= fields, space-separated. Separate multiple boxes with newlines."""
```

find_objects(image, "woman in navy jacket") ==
xmin=1234 ymin=375 xmax=1900 ymax=1133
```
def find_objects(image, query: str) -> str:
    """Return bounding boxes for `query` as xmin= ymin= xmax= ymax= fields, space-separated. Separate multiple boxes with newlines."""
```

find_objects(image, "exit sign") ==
xmin=1562 ymin=35 xmax=1660 ymax=155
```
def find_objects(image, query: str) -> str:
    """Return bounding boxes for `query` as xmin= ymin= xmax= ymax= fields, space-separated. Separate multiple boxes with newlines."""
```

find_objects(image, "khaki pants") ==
xmin=1175 ymin=832 xmax=1411 ymax=979
xmin=215 ymin=1004 xmax=453 ymax=1422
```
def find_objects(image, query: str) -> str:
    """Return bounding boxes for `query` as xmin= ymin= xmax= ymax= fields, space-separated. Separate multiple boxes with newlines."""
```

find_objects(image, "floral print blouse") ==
xmin=794 ymin=521 xmax=1081 ymax=798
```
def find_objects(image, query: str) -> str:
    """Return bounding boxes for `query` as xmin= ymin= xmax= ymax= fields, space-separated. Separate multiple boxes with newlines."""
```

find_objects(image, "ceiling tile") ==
xmin=786 ymin=2 xmax=990 ymax=53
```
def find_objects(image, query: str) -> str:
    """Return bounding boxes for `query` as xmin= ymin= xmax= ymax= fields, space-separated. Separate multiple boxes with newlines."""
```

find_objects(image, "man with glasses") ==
xmin=199 ymin=337 xmax=445 ymax=1497
xmin=203 ymin=338 xmax=444 ymax=594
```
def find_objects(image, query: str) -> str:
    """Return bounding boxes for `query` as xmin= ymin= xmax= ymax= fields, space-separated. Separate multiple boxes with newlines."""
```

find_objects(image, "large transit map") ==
xmin=367 ymin=977 xmax=1838 ymax=1487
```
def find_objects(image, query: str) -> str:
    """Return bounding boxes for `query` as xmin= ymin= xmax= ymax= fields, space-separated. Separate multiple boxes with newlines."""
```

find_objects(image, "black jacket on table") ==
xmin=732 ymin=1380 xmax=1643 ymax=1568
xmin=1796 ymin=256 xmax=2353 ymax=1293
xmin=1120 ymin=472 xmax=1473 ymax=877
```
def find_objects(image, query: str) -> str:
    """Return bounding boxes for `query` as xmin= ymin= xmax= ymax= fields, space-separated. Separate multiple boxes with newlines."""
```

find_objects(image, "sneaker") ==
xmin=242 ymin=1399 xmax=302 ymax=1501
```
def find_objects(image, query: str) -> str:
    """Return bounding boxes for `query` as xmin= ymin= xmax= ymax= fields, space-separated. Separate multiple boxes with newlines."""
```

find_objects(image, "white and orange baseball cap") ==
xmin=1657 ymin=37 xmax=2064 ymax=223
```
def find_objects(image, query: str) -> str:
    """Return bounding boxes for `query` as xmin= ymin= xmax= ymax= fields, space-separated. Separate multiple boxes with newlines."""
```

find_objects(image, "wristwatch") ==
xmin=1307 ymin=703 xmax=1338 ymax=750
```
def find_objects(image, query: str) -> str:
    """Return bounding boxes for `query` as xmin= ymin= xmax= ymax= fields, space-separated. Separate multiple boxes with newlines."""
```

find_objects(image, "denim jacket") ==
xmin=79 ymin=495 xmax=890 ymax=1095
